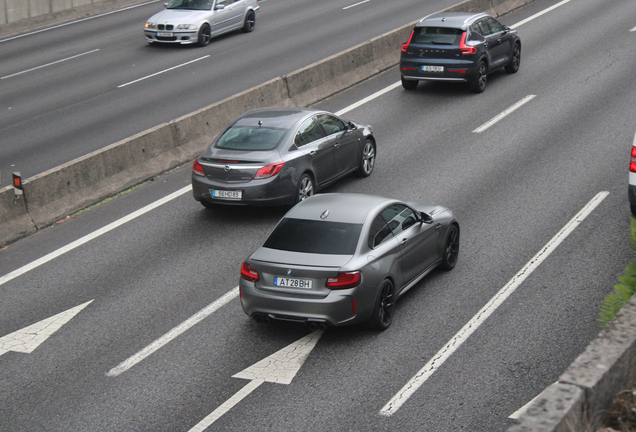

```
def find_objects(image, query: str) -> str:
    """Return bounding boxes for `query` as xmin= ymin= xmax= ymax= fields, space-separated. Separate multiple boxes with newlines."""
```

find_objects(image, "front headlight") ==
xmin=177 ymin=24 xmax=196 ymax=30
xmin=145 ymin=22 xmax=156 ymax=29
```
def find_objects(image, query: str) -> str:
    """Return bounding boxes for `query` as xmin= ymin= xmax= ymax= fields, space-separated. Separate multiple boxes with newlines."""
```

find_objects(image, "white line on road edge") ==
xmin=0 ymin=185 xmax=192 ymax=288
xmin=472 ymin=95 xmax=535 ymax=133
xmin=106 ymin=287 xmax=239 ymax=377
xmin=1 ymin=49 xmax=100 ymax=79
xmin=380 ymin=191 xmax=609 ymax=417
xmin=509 ymin=382 xmax=557 ymax=419
xmin=631 ymin=26 xmax=636 ymax=32
xmin=510 ymin=0 xmax=572 ymax=28
xmin=118 ymin=56 xmax=210 ymax=88
xmin=336 ymin=81 xmax=401 ymax=116
xmin=343 ymin=0 xmax=371 ymax=10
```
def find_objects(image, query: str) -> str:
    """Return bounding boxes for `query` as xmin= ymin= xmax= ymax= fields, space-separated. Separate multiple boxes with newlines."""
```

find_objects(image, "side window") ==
xmin=368 ymin=214 xmax=393 ymax=249
xmin=380 ymin=204 xmax=418 ymax=237
xmin=294 ymin=119 xmax=324 ymax=147
xmin=468 ymin=25 xmax=485 ymax=42
xmin=315 ymin=114 xmax=347 ymax=136
xmin=485 ymin=17 xmax=503 ymax=34
xmin=475 ymin=19 xmax=492 ymax=36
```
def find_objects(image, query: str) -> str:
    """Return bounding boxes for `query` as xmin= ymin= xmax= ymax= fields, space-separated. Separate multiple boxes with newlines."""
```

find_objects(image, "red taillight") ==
xmin=326 ymin=272 xmax=361 ymax=290
xmin=401 ymin=30 xmax=414 ymax=53
xmin=459 ymin=32 xmax=476 ymax=55
xmin=193 ymin=159 xmax=205 ymax=177
xmin=448 ymin=69 xmax=466 ymax=73
xmin=254 ymin=162 xmax=284 ymax=180
xmin=241 ymin=262 xmax=259 ymax=282
xmin=630 ymin=147 xmax=636 ymax=173
xmin=402 ymin=67 xmax=417 ymax=71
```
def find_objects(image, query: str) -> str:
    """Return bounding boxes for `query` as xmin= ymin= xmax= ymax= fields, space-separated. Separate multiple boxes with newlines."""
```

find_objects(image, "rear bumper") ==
xmin=400 ymin=59 xmax=479 ymax=83
xmin=192 ymin=173 xmax=296 ymax=206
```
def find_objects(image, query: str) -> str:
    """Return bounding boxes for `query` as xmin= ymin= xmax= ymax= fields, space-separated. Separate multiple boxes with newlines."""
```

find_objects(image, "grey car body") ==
xmin=239 ymin=193 xmax=459 ymax=330
xmin=192 ymin=108 xmax=376 ymax=207
xmin=144 ymin=0 xmax=259 ymax=46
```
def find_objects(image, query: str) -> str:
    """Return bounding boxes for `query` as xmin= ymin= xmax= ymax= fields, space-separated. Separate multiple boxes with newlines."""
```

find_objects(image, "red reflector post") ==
xmin=241 ymin=262 xmax=260 ymax=282
xmin=12 ymin=172 xmax=23 ymax=196
xmin=326 ymin=272 xmax=361 ymax=290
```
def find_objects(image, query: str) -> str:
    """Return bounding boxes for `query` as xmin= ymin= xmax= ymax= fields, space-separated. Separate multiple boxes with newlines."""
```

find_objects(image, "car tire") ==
xmin=197 ymin=23 xmax=211 ymax=47
xmin=242 ymin=10 xmax=255 ymax=33
xmin=401 ymin=76 xmax=418 ymax=90
xmin=440 ymin=224 xmax=460 ymax=271
xmin=505 ymin=43 xmax=521 ymax=74
xmin=631 ymin=204 xmax=636 ymax=216
xmin=295 ymin=173 xmax=314 ymax=204
xmin=368 ymin=279 xmax=395 ymax=331
xmin=470 ymin=60 xmax=487 ymax=93
xmin=356 ymin=139 xmax=376 ymax=178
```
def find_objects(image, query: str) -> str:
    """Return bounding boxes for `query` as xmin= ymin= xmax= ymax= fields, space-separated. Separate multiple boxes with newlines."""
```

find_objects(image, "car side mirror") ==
xmin=420 ymin=212 xmax=433 ymax=224
xmin=214 ymin=4 xmax=225 ymax=10
xmin=502 ymin=25 xmax=510 ymax=33
xmin=347 ymin=121 xmax=357 ymax=130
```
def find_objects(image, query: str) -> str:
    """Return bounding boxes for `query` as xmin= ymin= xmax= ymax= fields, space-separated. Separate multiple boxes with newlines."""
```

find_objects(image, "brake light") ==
xmin=630 ymin=146 xmax=636 ymax=173
xmin=401 ymin=30 xmax=414 ymax=52
xmin=254 ymin=162 xmax=284 ymax=179
xmin=326 ymin=272 xmax=361 ymax=290
xmin=241 ymin=262 xmax=260 ymax=282
xmin=193 ymin=159 xmax=204 ymax=177
xmin=459 ymin=32 xmax=476 ymax=55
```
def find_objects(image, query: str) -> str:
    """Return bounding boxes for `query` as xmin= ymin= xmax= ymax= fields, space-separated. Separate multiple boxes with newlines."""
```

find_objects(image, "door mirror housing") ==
xmin=347 ymin=121 xmax=357 ymax=130
xmin=420 ymin=212 xmax=434 ymax=224
xmin=214 ymin=4 xmax=225 ymax=10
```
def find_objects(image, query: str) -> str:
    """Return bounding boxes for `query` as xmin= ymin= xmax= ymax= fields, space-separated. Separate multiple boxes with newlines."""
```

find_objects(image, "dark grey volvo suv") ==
xmin=400 ymin=12 xmax=521 ymax=93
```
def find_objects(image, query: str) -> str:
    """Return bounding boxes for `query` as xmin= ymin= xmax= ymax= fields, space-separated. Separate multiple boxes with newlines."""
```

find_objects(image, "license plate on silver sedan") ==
xmin=274 ymin=277 xmax=313 ymax=289
xmin=421 ymin=65 xmax=444 ymax=73
xmin=157 ymin=32 xmax=173 ymax=37
xmin=212 ymin=189 xmax=242 ymax=199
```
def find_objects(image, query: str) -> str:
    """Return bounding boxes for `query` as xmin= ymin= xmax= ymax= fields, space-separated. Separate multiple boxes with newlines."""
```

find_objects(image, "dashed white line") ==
xmin=472 ymin=95 xmax=535 ymax=133
xmin=118 ymin=56 xmax=210 ymax=88
xmin=336 ymin=81 xmax=401 ymax=116
xmin=510 ymin=0 xmax=572 ymax=28
xmin=630 ymin=26 xmax=636 ymax=32
xmin=1 ymin=49 xmax=100 ymax=79
xmin=343 ymin=0 xmax=371 ymax=10
xmin=380 ymin=191 xmax=609 ymax=417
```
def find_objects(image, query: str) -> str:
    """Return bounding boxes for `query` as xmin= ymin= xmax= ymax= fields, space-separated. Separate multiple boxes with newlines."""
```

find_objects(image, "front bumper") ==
xmin=145 ymin=30 xmax=198 ymax=44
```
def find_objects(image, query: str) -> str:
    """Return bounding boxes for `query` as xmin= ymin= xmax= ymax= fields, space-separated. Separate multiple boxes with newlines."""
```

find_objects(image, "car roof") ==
xmin=234 ymin=107 xmax=322 ymax=130
xmin=415 ymin=12 xmax=489 ymax=29
xmin=286 ymin=193 xmax=397 ymax=224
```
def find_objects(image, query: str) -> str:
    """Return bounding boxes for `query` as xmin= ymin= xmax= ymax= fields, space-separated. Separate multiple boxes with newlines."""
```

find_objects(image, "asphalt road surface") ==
xmin=1 ymin=0 xmax=635 ymax=430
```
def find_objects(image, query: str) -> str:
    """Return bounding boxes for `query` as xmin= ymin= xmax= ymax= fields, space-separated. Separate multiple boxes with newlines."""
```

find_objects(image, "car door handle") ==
xmin=435 ymin=224 xmax=442 ymax=230
xmin=401 ymin=238 xmax=408 ymax=245
xmin=334 ymin=143 xmax=340 ymax=148
xmin=309 ymin=151 xmax=316 ymax=157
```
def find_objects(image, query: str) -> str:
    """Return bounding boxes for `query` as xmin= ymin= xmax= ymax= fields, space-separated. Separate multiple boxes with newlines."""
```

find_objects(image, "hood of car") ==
xmin=148 ymin=9 xmax=209 ymax=25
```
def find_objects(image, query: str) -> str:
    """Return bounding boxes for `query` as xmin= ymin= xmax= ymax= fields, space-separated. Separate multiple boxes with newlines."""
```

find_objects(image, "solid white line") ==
xmin=106 ymin=287 xmax=239 ymax=377
xmin=336 ymin=81 xmax=401 ymax=116
xmin=0 ymin=1 xmax=159 ymax=43
xmin=1 ymin=49 xmax=100 ymax=79
xmin=188 ymin=379 xmax=264 ymax=432
xmin=509 ymin=382 xmax=556 ymax=419
xmin=630 ymin=26 xmax=636 ymax=32
xmin=118 ymin=56 xmax=210 ymax=88
xmin=511 ymin=0 xmax=571 ymax=28
xmin=380 ymin=191 xmax=609 ymax=417
xmin=472 ymin=95 xmax=535 ymax=133
xmin=343 ymin=0 xmax=371 ymax=10
xmin=0 ymin=185 xmax=192 ymax=288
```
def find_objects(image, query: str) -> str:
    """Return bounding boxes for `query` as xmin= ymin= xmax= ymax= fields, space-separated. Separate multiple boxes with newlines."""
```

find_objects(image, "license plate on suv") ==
xmin=212 ymin=189 xmax=242 ymax=199
xmin=422 ymin=65 xmax=444 ymax=73
xmin=274 ymin=277 xmax=313 ymax=289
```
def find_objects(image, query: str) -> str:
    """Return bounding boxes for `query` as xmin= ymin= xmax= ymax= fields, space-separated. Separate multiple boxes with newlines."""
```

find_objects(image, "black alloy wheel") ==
xmin=505 ymin=43 xmax=521 ymax=73
xmin=401 ymin=76 xmax=418 ymax=90
xmin=441 ymin=225 xmax=460 ymax=270
xmin=368 ymin=280 xmax=395 ymax=331
xmin=242 ymin=11 xmax=255 ymax=32
xmin=197 ymin=24 xmax=211 ymax=47
xmin=296 ymin=174 xmax=314 ymax=203
xmin=357 ymin=140 xmax=376 ymax=177
xmin=470 ymin=61 xmax=487 ymax=93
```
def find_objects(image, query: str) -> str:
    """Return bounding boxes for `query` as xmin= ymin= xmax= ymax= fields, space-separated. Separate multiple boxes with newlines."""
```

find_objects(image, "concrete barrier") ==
xmin=0 ymin=186 xmax=35 ymax=245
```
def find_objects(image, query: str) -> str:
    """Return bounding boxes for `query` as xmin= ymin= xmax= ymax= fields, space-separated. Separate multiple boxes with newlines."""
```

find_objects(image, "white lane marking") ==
xmin=343 ymin=0 xmax=371 ymax=10
xmin=336 ymin=81 xmax=401 ymax=116
xmin=511 ymin=0 xmax=572 ymax=28
xmin=0 ymin=300 xmax=93 ymax=357
xmin=189 ymin=330 xmax=324 ymax=431
xmin=1 ymin=49 xmax=100 ymax=80
xmin=380 ymin=191 xmax=610 ymax=417
xmin=472 ymin=95 xmax=535 ymax=133
xmin=630 ymin=26 xmax=636 ymax=32
xmin=106 ymin=287 xmax=239 ymax=377
xmin=118 ymin=56 xmax=210 ymax=88
xmin=0 ymin=185 xmax=192 ymax=288
xmin=509 ymin=382 xmax=557 ymax=419
xmin=0 ymin=1 xmax=159 ymax=43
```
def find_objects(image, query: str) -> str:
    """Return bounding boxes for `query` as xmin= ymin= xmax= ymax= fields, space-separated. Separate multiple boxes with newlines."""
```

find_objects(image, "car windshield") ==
xmin=213 ymin=126 xmax=287 ymax=151
xmin=263 ymin=219 xmax=362 ymax=255
xmin=166 ymin=0 xmax=212 ymax=10
xmin=412 ymin=27 xmax=462 ymax=45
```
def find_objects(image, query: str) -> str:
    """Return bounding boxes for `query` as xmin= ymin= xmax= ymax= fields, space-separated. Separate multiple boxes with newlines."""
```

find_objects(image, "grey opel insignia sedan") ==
xmin=192 ymin=108 xmax=376 ymax=207
xmin=239 ymin=194 xmax=459 ymax=330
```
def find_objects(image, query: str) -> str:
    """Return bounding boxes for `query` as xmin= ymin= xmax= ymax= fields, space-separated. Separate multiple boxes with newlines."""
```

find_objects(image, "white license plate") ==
xmin=274 ymin=277 xmax=313 ymax=289
xmin=157 ymin=32 xmax=173 ymax=37
xmin=212 ymin=189 xmax=242 ymax=199
xmin=421 ymin=65 xmax=444 ymax=73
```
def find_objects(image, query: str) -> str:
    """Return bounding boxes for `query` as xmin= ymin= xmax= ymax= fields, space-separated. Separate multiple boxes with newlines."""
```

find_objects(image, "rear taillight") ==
xmin=241 ymin=262 xmax=259 ymax=282
xmin=254 ymin=162 xmax=284 ymax=180
xmin=459 ymin=32 xmax=476 ymax=55
xmin=326 ymin=272 xmax=361 ymax=290
xmin=630 ymin=146 xmax=636 ymax=173
xmin=401 ymin=30 xmax=414 ymax=53
xmin=193 ymin=159 xmax=204 ymax=177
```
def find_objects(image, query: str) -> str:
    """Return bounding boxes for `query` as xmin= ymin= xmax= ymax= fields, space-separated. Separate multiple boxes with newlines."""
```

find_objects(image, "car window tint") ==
xmin=264 ymin=219 xmax=362 ymax=255
xmin=412 ymin=27 xmax=462 ymax=45
xmin=214 ymin=126 xmax=287 ymax=151
xmin=294 ymin=119 xmax=325 ymax=147
xmin=468 ymin=25 xmax=485 ymax=41
xmin=380 ymin=204 xmax=417 ymax=237
xmin=368 ymin=214 xmax=394 ymax=249
xmin=168 ymin=0 xmax=211 ymax=10
xmin=485 ymin=17 xmax=503 ymax=34
xmin=475 ymin=19 xmax=492 ymax=36
xmin=315 ymin=114 xmax=346 ymax=136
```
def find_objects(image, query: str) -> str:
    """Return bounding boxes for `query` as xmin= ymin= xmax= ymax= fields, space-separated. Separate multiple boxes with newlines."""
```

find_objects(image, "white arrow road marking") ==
xmin=188 ymin=330 xmax=324 ymax=432
xmin=0 ymin=300 xmax=93 ymax=357
xmin=509 ymin=382 xmax=557 ymax=420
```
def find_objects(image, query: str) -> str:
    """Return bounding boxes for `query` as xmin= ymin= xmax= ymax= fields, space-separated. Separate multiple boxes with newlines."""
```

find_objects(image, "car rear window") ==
xmin=412 ymin=27 xmax=462 ymax=45
xmin=264 ymin=218 xmax=362 ymax=255
xmin=214 ymin=126 xmax=287 ymax=151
